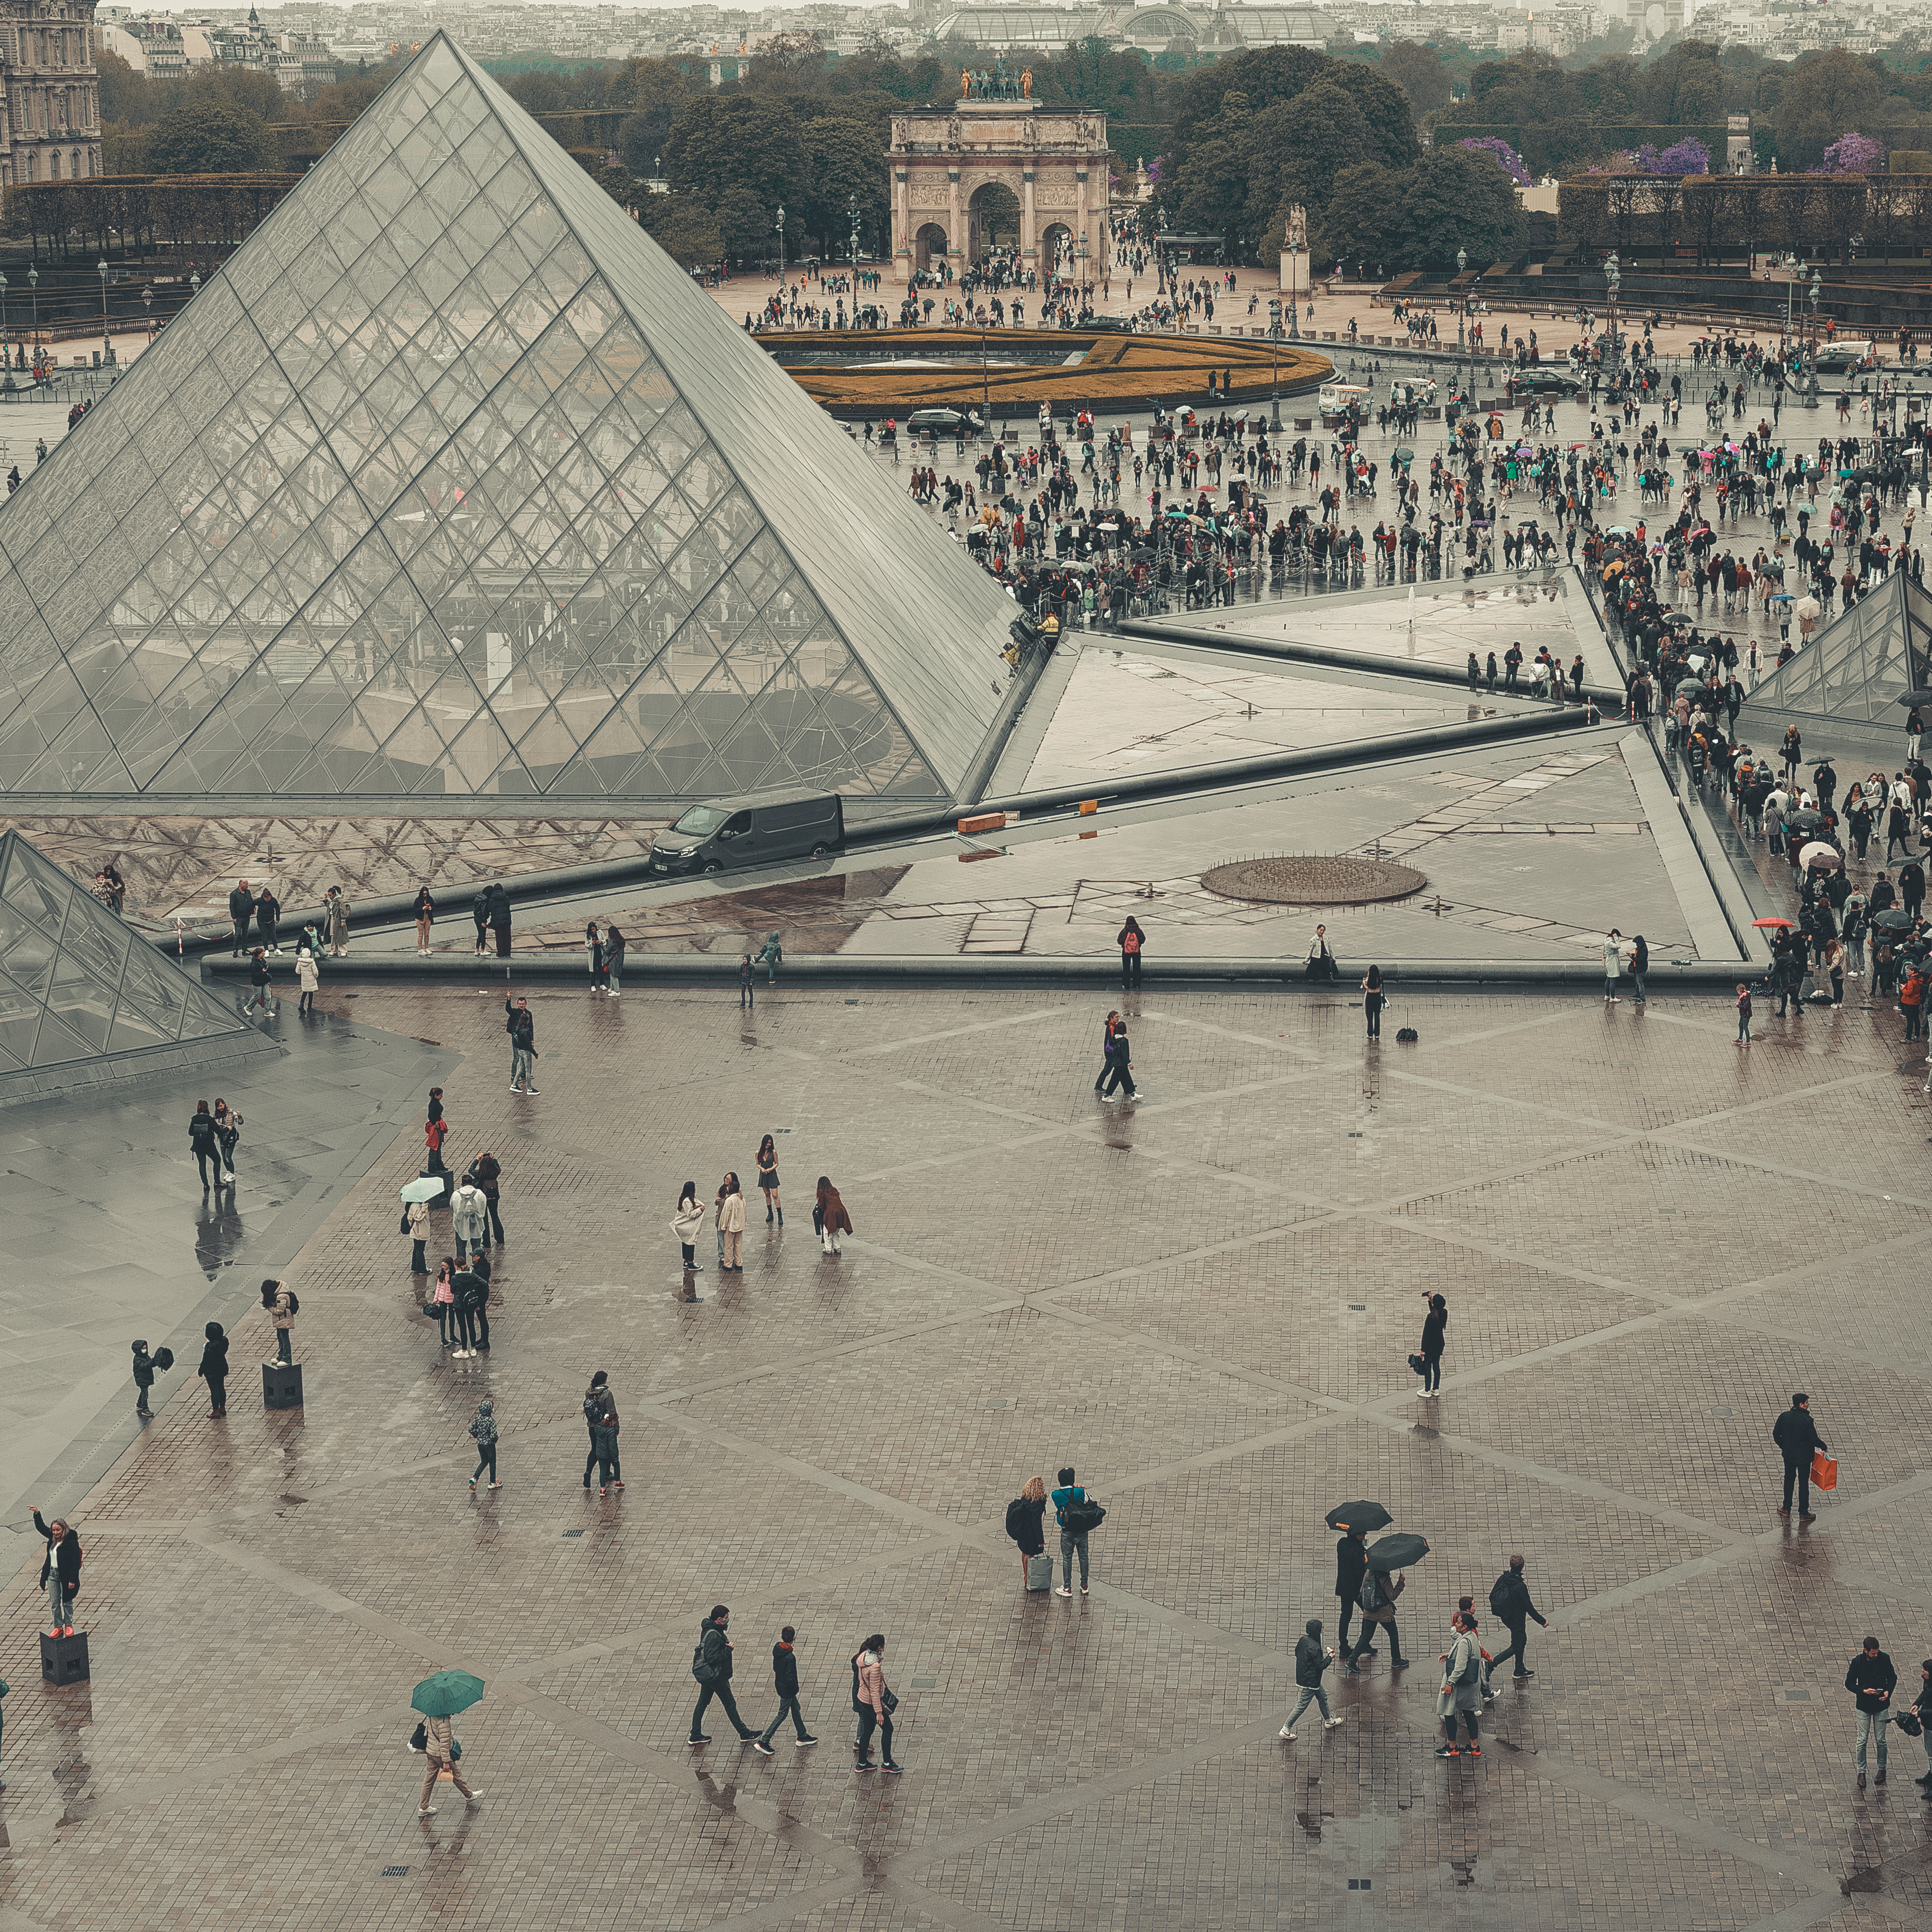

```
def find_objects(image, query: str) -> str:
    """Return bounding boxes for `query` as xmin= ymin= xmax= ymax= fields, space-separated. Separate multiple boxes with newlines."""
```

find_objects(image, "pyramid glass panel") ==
xmin=1740 ymin=574 xmax=1932 ymax=744
xmin=0 ymin=33 xmax=1017 ymax=806
xmin=0 ymin=834 xmax=270 ymax=1096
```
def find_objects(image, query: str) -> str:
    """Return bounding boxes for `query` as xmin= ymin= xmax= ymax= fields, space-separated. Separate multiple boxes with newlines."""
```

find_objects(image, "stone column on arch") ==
xmin=1022 ymin=168 xmax=1036 ymax=273
xmin=948 ymin=168 xmax=962 ymax=272
xmin=1075 ymin=167 xmax=1089 ymax=285
xmin=895 ymin=167 xmax=912 ymax=285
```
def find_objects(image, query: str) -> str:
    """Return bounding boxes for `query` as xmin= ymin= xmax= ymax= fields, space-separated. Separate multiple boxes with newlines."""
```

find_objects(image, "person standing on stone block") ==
xmin=262 ymin=1278 xmax=296 ymax=1366
xmin=254 ymin=882 xmax=281 ymax=955
xmin=227 ymin=878 xmax=253 ymax=956
xmin=326 ymin=885 xmax=351 ymax=956
xmin=30 ymin=1508 xmax=80 ymax=1638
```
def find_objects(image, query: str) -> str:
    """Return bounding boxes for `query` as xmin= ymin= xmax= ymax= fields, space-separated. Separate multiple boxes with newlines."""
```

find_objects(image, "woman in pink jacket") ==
xmin=851 ymin=1634 xmax=901 ymax=1773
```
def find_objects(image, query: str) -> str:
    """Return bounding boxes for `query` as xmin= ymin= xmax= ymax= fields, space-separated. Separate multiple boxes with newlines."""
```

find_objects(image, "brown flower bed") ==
xmin=766 ymin=328 xmax=1331 ymax=415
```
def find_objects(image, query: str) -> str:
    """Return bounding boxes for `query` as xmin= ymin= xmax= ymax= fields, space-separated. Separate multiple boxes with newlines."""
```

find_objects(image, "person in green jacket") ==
xmin=759 ymin=931 xmax=783 ymax=986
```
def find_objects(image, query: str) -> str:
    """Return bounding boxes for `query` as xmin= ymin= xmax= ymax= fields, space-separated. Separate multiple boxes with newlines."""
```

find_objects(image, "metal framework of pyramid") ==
xmin=0 ymin=832 xmax=278 ymax=1104
xmin=0 ymin=34 xmax=1016 ymax=811
xmin=1738 ymin=572 xmax=1932 ymax=736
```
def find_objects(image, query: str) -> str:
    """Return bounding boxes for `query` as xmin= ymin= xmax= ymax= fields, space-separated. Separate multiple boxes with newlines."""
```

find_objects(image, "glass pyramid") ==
xmin=0 ymin=830 xmax=273 ymax=1097
xmin=0 ymin=35 xmax=1015 ymax=808
xmin=1742 ymin=573 xmax=1932 ymax=728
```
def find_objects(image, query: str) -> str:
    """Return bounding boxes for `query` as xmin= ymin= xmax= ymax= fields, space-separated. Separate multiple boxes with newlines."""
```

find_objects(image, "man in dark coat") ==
xmin=1847 ymin=1636 xmax=1897 ymax=1791
xmin=1487 ymin=1554 xmax=1549 ymax=1682
xmin=1335 ymin=1528 xmax=1370 ymax=1670
xmin=690 ymin=1605 xmax=758 ymax=1745
xmin=488 ymin=881 xmax=512 ymax=958
xmin=227 ymin=878 xmax=254 ymax=956
xmin=1773 ymin=1393 xmax=1827 ymax=1519
xmin=753 ymin=1625 xmax=817 ymax=1753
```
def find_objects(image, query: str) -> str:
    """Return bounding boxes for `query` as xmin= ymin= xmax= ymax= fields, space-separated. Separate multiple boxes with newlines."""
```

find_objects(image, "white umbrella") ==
xmin=1798 ymin=840 xmax=1842 ymax=872
xmin=1795 ymin=595 xmax=1821 ymax=621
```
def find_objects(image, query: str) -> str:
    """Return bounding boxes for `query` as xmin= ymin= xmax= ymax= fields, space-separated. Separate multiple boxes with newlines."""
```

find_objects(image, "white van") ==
xmin=1318 ymin=382 xmax=1372 ymax=421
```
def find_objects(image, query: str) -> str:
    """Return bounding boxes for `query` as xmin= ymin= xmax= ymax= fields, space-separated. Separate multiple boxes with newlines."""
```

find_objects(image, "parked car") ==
xmin=1811 ymin=340 xmax=1875 ymax=375
xmin=908 ymin=406 xmax=985 ymax=436
xmin=1505 ymin=370 xmax=1583 ymax=398
xmin=648 ymin=790 xmax=846 ymax=875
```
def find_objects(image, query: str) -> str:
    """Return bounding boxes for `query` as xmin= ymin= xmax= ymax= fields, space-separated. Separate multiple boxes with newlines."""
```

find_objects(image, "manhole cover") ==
xmin=1200 ymin=856 xmax=1426 ymax=906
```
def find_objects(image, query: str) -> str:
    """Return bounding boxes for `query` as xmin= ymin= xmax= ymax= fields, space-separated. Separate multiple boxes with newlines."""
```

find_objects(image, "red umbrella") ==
xmin=1751 ymin=917 xmax=1795 ymax=929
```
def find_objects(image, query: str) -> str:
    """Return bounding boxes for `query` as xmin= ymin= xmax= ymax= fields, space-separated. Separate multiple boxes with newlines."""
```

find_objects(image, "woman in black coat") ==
xmin=1012 ymin=1475 xmax=1047 ymax=1587
xmin=1418 ymin=1294 xmax=1447 ymax=1399
xmin=197 ymin=1320 xmax=229 ymax=1418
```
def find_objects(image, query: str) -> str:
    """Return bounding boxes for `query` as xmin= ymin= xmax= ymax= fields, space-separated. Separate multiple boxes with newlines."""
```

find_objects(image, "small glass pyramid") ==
xmin=1743 ymin=573 xmax=1932 ymax=728
xmin=0 ymin=35 xmax=1014 ymax=808
xmin=0 ymin=831 xmax=272 ymax=1094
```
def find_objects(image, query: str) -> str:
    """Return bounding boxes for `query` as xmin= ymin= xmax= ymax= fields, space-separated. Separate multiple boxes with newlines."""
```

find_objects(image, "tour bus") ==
xmin=1318 ymin=382 xmax=1373 ymax=424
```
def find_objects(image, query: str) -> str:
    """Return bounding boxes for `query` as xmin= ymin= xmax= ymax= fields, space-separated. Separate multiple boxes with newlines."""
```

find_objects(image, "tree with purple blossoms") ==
xmin=1816 ymin=132 xmax=1882 ymax=176
xmin=1458 ymin=136 xmax=1530 ymax=188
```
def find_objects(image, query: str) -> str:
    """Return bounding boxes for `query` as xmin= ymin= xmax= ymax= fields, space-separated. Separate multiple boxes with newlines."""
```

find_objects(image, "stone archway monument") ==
xmin=889 ymin=89 xmax=1109 ymax=289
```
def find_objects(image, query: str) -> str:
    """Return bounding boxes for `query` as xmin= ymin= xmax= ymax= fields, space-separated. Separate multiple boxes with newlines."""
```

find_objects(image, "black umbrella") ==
xmin=1366 ymin=1532 xmax=1429 ymax=1571
xmin=1899 ymin=688 xmax=1932 ymax=708
xmin=1783 ymin=808 xmax=1826 ymax=833
xmin=1872 ymin=908 xmax=1915 ymax=934
xmin=1323 ymin=1500 xmax=1393 ymax=1533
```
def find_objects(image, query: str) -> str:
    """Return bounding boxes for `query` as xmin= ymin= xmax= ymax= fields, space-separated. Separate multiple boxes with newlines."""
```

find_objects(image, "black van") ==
xmin=648 ymin=789 xmax=846 ymax=876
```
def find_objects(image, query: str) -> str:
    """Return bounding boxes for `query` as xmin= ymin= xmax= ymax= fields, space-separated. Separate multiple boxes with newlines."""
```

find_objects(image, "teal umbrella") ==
xmin=412 ymin=1670 xmax=485 ymax=1718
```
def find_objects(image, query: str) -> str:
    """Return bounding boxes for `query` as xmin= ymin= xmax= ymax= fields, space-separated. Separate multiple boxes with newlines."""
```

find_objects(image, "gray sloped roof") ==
xmin=0 ymin=33 xmax=1016 ymax=807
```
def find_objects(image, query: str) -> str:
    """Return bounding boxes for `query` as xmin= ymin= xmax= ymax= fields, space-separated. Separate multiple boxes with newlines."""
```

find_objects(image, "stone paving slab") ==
xmin=2 ymin=980 xmax=1931 ymax=1932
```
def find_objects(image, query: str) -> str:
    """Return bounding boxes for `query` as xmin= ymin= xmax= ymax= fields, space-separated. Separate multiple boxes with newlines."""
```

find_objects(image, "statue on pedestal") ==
xmin=1022 ymin=67 xmax=1033 ymax=99
xmin=961 ymin=66 xmax=972 ymax=97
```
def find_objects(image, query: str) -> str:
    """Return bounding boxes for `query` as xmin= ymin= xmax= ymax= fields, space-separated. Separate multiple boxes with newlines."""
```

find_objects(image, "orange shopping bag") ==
xmin=1810 ymin=1451 xmax=1838 ymax=1492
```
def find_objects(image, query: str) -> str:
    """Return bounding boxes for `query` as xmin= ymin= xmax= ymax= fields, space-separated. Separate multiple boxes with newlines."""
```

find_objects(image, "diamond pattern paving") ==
xmin=2 ymin=978 xmax=1929 ymax=1932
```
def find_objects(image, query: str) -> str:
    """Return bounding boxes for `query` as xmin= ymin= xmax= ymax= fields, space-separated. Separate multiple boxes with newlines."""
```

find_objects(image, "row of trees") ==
xmin=1435 ymin=43 xmax=1932 ymax=178
xmin=1560 ymin=173 xmax=1932 ymax=269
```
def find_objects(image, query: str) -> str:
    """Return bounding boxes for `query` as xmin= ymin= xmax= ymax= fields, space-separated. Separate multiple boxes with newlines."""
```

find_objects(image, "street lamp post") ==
xmin=774 ymin=204 xmax=786 ymax=313
xmin=847 ymin=192 xmax=860 ymax=276
xmin=1605 ymin=251 xmax=1621 ymax=387
xmin=1268 ymin=297 xmax=1283 ymax=434
xmin=1289 ymin=243 xmax=1301 ymax=339
xmin=142 ymin=283 xmax=153 ymax=337
xmin=1455 ymin=246 xmax=1467 ymax=400
xmin=27 ymin=263 xmax=39 ymax=365
xmin=98 ymin=258 xmax=113 ymax=365
xmin=0 ymin=272 xmax=10 ymax=390
xmin=1781 ymin=253 xmax=1805 ymax=362
xmin=1805 ymin=270 xmax=1821 ymax=409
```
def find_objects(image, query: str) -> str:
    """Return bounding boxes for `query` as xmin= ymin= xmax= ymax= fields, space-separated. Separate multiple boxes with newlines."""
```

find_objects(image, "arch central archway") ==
xmin=967 ymin=180 xmax=1022 ymax=262
xmin=913 ymin=222 xmax=948 ymax=274
xmin=1040 ymin=221 xmax=1075 ymax=282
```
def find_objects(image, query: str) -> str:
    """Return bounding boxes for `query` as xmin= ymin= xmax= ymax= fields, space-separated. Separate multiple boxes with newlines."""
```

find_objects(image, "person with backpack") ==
xmin=751 ymin=1625 xmax=817 ymax=1755
xmin=505 ymin=996 xmax=538 ymax=1094
xmin=1051 ymin=1466 xmax=1104 ymax=1597
xmin=261 ymin=1277 xmax=297 ymax=1366
xmin=1006 ymin=1475 xmax=1048 ymax=1587
xmin=451 ymin=1174 xmax=488 ymax=1265
xmin=851 ymin=1634 xmax=901 ymax=1772
xmin=1487 ymin=1554 xmax=1549 ymax=1682
xmin=468 ymin=1399 xmax=499 ymax=1491
xmin=1346 ymin=1564 xmax=1408 ymax=1670
xmin=1278 ymin=1617 xmax=1345 ymax=1742
xmin=30 ymin=1508 xmax=81 ymax=1638
xmin=1116 ymin=916 xmax=1146 ymax=989
xmin=189 ymin=1099 xmax=220 ymax=1191
xmin=1436 ymin=1608 xmax=1485 ymax=1758
xmin=690 ymin=1605 xmax=758 ymax=1746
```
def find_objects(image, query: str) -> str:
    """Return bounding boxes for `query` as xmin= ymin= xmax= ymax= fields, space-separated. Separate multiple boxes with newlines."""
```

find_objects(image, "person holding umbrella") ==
xmin=1325 ymin=1505 xmax=1388 ymax=1669
xmin=412 ymin=1670 xmax=484 ymax=1816
xmin=1347 ymin=1534 xmax=1421 ymax=1671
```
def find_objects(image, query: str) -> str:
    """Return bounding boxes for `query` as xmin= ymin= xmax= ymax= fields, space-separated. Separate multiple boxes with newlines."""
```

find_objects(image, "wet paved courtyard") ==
xmin=3 ymin=976 xmax=1931 ymax=1931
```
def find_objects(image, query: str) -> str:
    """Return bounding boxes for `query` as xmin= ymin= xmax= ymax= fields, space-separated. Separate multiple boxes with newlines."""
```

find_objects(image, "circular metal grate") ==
xmin=1199 ymin=856 xmax=1427 ymax=907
